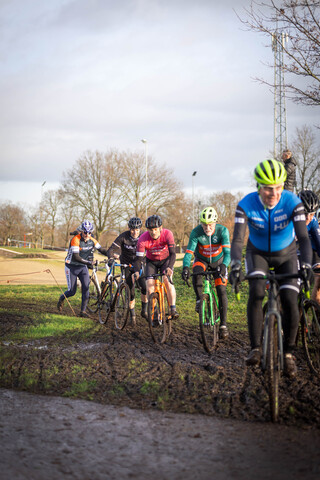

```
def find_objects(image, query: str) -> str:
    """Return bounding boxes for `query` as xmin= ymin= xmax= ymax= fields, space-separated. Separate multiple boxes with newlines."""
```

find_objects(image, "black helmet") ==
xmin=298 ymin=190 xmax=319 ymax=213
xmin=128 ymin=217 xmax=142 ymax=229
xmin=145 ymin=215 xmax=162 ymax=229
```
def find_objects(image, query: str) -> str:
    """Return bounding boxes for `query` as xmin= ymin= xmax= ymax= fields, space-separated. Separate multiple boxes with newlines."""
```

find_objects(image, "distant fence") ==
xmin=5 ymin=239 xmax=66 ymax=251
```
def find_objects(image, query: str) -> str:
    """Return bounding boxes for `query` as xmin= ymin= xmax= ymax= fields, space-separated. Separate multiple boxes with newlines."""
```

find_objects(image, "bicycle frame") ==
xmin=202 ymin=274 xmax=220 ymax=326
xmin=147 ymin=273 xmax=172 ymax=344
xmin=153 ymin=277 xmax=167 ymax=322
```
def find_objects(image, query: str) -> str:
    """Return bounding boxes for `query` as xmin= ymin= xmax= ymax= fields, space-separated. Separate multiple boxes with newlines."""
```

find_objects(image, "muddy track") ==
xmin=1 ymin=300 xmax=320 ymax=428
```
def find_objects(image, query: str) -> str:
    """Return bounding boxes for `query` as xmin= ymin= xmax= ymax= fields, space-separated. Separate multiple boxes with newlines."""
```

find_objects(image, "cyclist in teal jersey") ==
xmin=230 ymin=159 xmax=312 ymax=377
xmin=182 ymin=207 xmax=231 ymax=339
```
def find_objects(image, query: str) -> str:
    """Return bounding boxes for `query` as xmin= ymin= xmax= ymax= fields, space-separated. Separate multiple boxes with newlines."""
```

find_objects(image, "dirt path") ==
xmin=1 ymin=388 xmax=320 ymax=480
xmin=1 ymin=250 xmax=320 ymax=479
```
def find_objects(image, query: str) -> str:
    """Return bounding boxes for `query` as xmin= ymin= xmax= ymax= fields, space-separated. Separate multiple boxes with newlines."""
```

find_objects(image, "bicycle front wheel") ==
xmin=87 ymin=277 xmax=99 ymax=314
xmin=301 ymin=300 xmax=320 ymax=375
xmin=199 ymin=293 xmax=218 ymax=354
xmin=148 ymin=292 xmax=167 ymax=344
xmin=266 ymin=314 xmax=280 ymax=423
xmin=114 ymin=283 xmax=130 ymax=330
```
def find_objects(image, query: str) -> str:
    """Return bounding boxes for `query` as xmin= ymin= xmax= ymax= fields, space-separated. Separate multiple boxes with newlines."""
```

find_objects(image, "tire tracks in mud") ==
xmin=1 ymin=307 xmax=320 ymax=427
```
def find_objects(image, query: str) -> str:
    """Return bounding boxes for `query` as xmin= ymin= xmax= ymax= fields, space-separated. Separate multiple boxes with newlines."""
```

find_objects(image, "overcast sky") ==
xmin=0 ymin=0 xmax=319 ymax=209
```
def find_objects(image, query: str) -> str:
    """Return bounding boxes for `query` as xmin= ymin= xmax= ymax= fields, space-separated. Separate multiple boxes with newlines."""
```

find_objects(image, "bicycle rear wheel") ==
xmin=114 ymin=283 xmax=130 ymax=330
xmin=301 ymin=300 xmax=320 ymax=375
xmin=266 ymin=314 xmax=280 ymax=422
xmin=87 ymin=277 xmax=99 ymax=314
xmin=199 ymin=293 xmax=218 ymax=354
xmin=148 ymin=292 xmax=167 ymax=344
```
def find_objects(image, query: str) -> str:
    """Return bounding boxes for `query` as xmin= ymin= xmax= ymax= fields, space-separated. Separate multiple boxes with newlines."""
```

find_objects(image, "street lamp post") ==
xmin=141 ymin=139 xmax=148 ymax=219
xmin=192 ymin=171 xmax=197 ymax=229
xmin=40 ymin=181 xmax=46 ymax=249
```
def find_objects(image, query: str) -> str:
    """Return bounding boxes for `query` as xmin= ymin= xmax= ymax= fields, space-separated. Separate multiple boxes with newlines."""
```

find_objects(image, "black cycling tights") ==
xmin=247 ymin=279 xmax=299 ymax=353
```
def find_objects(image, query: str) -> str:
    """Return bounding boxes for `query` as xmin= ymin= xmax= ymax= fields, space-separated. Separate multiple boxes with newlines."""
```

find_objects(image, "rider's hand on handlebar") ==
xmin=181 ymin=266 xmax=190 ymax=281
xmin=165 ymin=267 xmax=173 ymax=278
xmin=107 ymin=258 xmax=114 ymax=268
xmin=300 ymin=262 xmax=314 ymax=284
xmin=229 ymin=261 xmax=243 ymax=287
xmin=87 ymin=261 xmax=94 ymax=270
xmin=217 ymin=264 xmax=227 ymax=277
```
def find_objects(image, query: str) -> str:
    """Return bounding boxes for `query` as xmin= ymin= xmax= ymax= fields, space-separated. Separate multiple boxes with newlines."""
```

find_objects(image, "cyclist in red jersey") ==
xmin=133 ymin=215 xmax=179 ymax=319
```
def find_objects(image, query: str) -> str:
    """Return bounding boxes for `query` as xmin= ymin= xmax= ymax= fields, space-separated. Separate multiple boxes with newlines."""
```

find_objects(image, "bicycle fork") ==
xmin=202 ymin=280 xmax=213 ymax=325
xmin=262 ymin=299 xmax=284 ymax=371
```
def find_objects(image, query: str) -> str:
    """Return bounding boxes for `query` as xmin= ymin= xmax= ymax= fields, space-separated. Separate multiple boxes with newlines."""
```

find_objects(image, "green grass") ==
xmin=0 ymin=284 xmax=98 ymax=342
xmin=6 ymin=314 xmax=96 ymax=341
xmin=0 ymin=266 xmax=248 ymax=344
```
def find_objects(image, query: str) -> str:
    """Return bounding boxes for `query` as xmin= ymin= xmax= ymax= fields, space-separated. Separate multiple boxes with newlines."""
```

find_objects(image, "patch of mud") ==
xmin=1 ymin=300 xmax=320 ymax=428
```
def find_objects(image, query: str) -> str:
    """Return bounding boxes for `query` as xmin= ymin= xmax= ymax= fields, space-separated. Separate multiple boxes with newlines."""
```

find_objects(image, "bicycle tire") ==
xmin=148 ymin=292 xmax=167 ymax=344
xmin=199 ymin=293 xmax=218 ymax=354
xmin=266 ymin=314 xmax=280 ymax=423
xmin=163 ymin=288 xmax=172 ymax=338
xmin=301 ymin=300 xmax=320 ymax=376
xmin=104 ymin=279 xmax=118 ymax=324
xmin=114 ymin=283 xmax=130 ymax=330
xmin=87 ymin=277 xmax=99 ymax=314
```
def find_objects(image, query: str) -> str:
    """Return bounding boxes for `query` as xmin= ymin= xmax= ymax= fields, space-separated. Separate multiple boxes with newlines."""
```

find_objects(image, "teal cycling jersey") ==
xmin=183 ymin=223 xmax=231 ymax=268
xmin=235 ymin=190 xmax=305 ymax=253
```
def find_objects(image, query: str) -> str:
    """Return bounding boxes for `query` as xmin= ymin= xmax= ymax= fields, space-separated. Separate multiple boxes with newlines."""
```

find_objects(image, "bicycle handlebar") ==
xmin=147 ymin=272 xmax=174 ymax=285
xmin=234 ymin=270 xmax=311 ymax=301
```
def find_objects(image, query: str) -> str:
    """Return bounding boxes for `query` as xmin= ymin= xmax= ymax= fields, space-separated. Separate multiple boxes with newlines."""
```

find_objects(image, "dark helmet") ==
xmin=128 ymin=217 xmax=142 ymax=229
xmin=81 ymin=220 xmax=94 ymax=234
xmin=145 ymin=215 xmax=162 ymax=229
xmin=298 ymin=190 xmax=319 ymax=213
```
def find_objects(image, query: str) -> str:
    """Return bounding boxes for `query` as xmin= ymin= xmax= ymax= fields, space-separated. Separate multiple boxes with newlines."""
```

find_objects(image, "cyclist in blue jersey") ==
xmin=230 ymin=159 xmax=312 ymax=378
xmin=298 ymin=190 xmax=320 ymax=305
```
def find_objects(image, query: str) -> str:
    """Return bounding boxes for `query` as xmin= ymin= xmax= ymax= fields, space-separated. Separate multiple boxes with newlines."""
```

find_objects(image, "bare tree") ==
xmin=61 ymin=150 xmax=123 ymax=240
xmin=208 ymin=191 xmax=244 ymax=235
xmin=117 ymin=151 xmax=183 ymax=223
xmin=291 ymin=124 xmax=320 ymax=194
xmin=163 ymin=192 xmax=192 ymax=252
xmin=239 ymin=1 xmax=320 ymax=106
xmin=0 ymin=202 xmax=26 ymax=245
xmin=41 ymin=189 xmax=63 ymax=247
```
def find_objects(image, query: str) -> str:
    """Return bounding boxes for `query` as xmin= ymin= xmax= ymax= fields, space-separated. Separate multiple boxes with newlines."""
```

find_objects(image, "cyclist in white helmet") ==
xmin=182 ymin=207 xmax=231 ymax=339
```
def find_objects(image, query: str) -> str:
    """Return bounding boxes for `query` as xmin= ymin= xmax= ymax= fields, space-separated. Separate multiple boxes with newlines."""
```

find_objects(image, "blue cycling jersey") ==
xmin=307 ymin=216 xmax=320 ymax=256
xmin=237 ymin=190 xmax=304 ymax=252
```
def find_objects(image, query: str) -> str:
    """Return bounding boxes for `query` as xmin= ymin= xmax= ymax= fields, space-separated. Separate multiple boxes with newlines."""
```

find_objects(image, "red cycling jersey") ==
xmin=136 ymin=229 xmax=175 ymax=262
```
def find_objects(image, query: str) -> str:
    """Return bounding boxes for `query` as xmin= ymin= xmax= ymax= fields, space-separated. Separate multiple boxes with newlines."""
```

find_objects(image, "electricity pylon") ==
xmin=272 ymin=30 xmax=288 ymax=159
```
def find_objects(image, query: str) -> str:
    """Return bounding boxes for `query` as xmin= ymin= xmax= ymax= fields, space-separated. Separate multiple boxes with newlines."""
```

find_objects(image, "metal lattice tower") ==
xmin=272 ymin=30 xmax=288 ymax=158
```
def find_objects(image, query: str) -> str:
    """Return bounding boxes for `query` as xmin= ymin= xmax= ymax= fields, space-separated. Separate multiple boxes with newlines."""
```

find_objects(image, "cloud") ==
xmin=0 ymin=0 xmax=318 ymax=205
